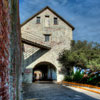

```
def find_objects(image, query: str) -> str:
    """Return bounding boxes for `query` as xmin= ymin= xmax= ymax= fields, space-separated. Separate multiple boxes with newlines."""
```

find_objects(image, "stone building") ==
xmin=21 ymin=6 xmax=74 ymax=83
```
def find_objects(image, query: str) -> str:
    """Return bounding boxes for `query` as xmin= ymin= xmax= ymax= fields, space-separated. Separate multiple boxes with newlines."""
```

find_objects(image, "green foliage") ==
xmin=87 ymin=59 xmax=100 ymax=71
xmin=64 ymin=69 xmax=100 ymax=86
xmin=58 ymin=40 xmax=100 ymax=71
xmin=64 ymin=69 xmax=84 ymax=83
xmin=59 ymin=40 xmax=100 ymax=86
xmin=86 ymin=72 xmax=100 ymax=86
xmin=73 ymin=70 xmax=84 ymax=82
xmin=64 ymin=75 xmax=73 ymax=82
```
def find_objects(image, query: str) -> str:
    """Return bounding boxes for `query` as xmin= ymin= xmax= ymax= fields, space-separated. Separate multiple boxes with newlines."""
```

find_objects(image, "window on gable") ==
xmin=44 ymin=34 xmax=50 ymax=42
xmin=54 ymin=17 xmax=58 ymax=25
xmin=36 ymin=17 xmax=40 ymax=24
xmin=45 ymin=15 xmax=50 ymax=27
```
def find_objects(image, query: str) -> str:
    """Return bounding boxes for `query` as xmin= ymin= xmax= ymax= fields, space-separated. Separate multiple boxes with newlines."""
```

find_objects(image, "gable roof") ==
xmin=21 ymin=6 xmax=75 ymax=30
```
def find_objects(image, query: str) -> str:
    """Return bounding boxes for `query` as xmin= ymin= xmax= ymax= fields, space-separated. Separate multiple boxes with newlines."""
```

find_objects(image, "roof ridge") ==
xmin=21 ymin=6 xmax=75 ymax=30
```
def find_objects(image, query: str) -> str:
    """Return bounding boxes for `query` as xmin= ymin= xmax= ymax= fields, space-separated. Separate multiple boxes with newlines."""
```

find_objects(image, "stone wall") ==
xmin=0 ymin=1 xmax=10 ymax=99
xmin=22 ymin=8 xmax=73 ymax=83
xmin=0 ymin=0 xmax=22 ymax=100
xmin=10 ymin=0 xmax=22 ymax=100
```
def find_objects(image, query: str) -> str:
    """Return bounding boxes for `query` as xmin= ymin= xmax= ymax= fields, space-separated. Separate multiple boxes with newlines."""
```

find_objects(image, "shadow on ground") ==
xmin=23 ymin=82 xmax=100 ymax=100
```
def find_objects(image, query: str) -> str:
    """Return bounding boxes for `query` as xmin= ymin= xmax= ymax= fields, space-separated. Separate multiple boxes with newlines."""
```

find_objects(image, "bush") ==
xmin=64 ymin=75 xmax=73 ymax=82
xmin=64 ymin=69 xmax=100 ymax=86
xmin=87 ymin=73 xmax=100 ymax=86
xmin=64 ymin=69 xmax=84 ymax=83
xmin=73 ymin=70 xmax=84 ymax=82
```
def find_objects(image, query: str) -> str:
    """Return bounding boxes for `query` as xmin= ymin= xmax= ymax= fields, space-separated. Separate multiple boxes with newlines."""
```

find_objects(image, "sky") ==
xmin=19 ymin=0 xmax=100 ymax=43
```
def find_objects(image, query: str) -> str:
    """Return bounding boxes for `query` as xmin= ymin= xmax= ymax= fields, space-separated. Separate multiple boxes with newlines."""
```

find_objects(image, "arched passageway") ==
xmin=32 ymin=62 xmax=57 ymax=82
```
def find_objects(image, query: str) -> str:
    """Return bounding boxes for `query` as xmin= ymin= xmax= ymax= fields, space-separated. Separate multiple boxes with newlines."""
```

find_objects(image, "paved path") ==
xmin=23 ymin=83 xmax=100 ymax=100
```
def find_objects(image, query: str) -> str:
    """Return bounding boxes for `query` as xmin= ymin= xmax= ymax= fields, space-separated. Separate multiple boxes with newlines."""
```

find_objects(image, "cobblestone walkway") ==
xmin=23 ymin=83 xmax=100 ymax=100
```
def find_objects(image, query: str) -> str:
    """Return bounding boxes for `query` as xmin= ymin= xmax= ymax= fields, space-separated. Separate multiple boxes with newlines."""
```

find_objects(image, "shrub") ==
xmin=64 ymin=69 xmax=84 ymax=83
xmin=73 ymin=70 xmax=84 ymax=82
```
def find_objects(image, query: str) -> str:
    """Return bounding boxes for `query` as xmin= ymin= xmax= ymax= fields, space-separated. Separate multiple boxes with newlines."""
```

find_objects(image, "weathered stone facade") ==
xmin=21 ymin=7 xmax=74 ymax=83
xmin=0 ymin=0 xmax=22 ymax=100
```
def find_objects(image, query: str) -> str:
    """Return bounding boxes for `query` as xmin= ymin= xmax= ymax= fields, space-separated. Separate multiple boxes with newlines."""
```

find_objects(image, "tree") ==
xmin=58 ymin=40 xmax=100 ymax=72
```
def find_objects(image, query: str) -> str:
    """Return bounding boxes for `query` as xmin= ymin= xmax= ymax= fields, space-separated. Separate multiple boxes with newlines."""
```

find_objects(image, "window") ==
xmin=54 ymin=17 xmax=58 ymax=25
xmin=45 ymin=15 xmax=50 ymax=27
xmin=44 ymin=35 xmax=50 ymax=42
xmin=36 ymin=17 xmax=40 ymax=24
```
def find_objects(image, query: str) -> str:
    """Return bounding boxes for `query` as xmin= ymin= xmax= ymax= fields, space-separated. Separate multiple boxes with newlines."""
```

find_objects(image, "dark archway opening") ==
xmin=32 ymin=62 xmax=57 ymax=82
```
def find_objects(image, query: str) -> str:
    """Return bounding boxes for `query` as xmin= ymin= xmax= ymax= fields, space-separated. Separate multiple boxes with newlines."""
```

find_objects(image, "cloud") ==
xmin=47 ymin=0 xmax=68 ymax=6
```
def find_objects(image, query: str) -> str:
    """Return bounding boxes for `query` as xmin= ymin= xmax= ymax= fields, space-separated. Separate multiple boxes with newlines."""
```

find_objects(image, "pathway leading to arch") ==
xmin=23 ymin=83 xmax=100 ymax=100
